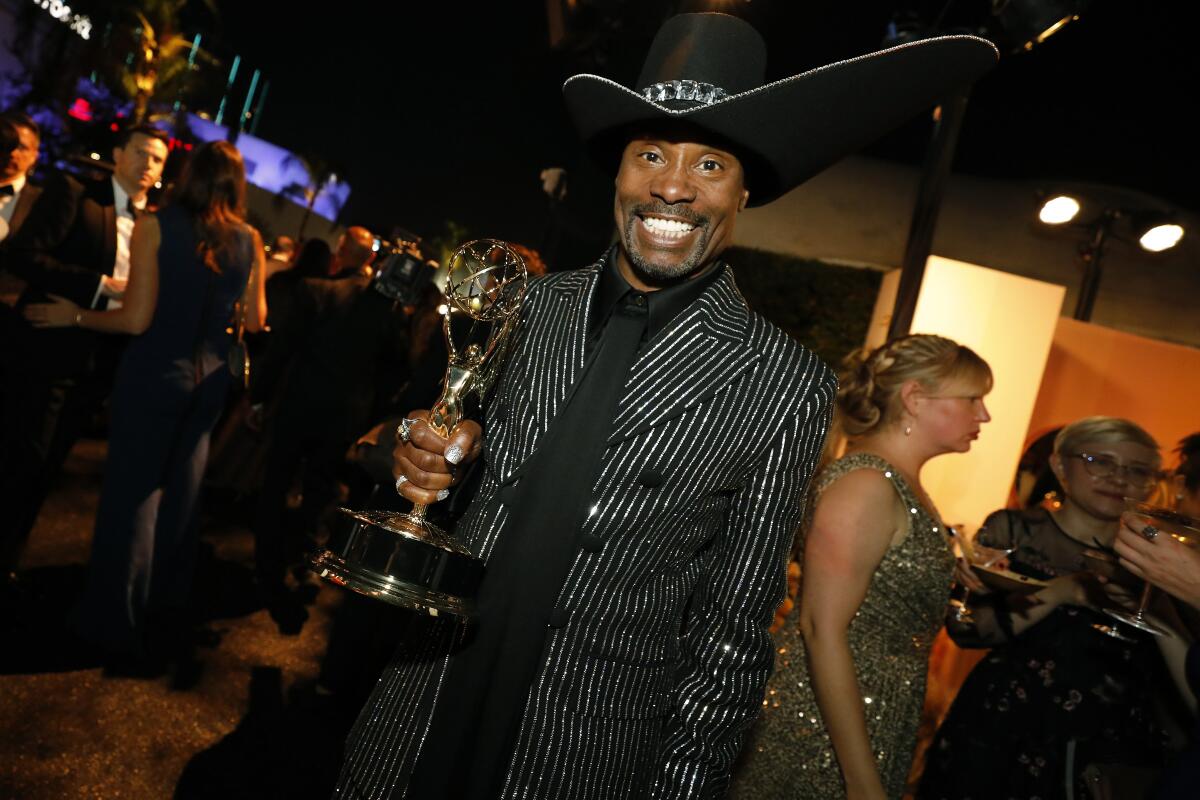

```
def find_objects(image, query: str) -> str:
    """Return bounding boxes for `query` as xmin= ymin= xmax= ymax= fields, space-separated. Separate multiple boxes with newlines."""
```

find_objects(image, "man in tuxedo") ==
xmin=0 ymin=112 xmax=43 ymax=245
xmin=0 ymin=124 xmax=168 ymax=590
xmin=1 ymin=112 xmax=45 ymax=319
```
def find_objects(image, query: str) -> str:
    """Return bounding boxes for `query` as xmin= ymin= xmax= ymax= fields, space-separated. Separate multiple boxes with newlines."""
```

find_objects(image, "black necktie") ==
xmin=408 ymin=292 xmax=649 ymax=799
xmin=0 ymin=184 xmax=14 ymax=197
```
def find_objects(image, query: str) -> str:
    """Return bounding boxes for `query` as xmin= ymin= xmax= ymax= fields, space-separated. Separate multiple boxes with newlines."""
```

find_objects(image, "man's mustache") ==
xmin=629 ymin=202 xmax=708 ymax=228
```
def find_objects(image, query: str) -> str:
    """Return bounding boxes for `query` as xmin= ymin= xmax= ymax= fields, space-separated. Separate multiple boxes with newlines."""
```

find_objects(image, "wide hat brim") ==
xmin=564 ymin=35 xmax=998 ymax=206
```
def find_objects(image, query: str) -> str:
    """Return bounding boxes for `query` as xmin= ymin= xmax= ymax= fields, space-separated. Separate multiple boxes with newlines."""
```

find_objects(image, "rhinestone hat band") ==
xmin=641 ymin=79 xmax=729 ymax=106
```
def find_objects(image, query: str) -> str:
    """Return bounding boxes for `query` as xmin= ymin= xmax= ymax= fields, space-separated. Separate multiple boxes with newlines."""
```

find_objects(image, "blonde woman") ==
xmin=919 ymin=416 xmax=1174 ymax=799
xmin=732 ymin=334 xmax=993 ymax=799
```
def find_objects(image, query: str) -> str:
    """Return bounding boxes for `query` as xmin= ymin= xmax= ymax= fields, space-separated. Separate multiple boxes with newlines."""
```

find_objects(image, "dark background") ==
xmin=187 ymin=1 xmax=1188 ymax=258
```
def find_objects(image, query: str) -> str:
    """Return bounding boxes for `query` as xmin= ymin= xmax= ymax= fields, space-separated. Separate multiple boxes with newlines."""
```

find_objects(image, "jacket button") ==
xmin=638 ymin=468 xmax=664 ymax=488
xmin=548 ymin=607 xmax=570 ymax=628
xmin=580 ymin=533 xmax=603 ymax=553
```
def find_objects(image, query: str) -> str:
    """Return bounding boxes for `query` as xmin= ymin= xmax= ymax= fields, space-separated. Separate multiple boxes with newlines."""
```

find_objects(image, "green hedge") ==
xmin=725 ymin=246 xmax=882 ymax=370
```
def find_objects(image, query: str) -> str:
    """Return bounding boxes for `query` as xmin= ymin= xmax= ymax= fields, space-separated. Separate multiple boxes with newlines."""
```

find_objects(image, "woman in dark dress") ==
xmin=919 ymin=416 xmax=1187 ymax=799
xmin=25 ymin=141 xmax=266 ymax=667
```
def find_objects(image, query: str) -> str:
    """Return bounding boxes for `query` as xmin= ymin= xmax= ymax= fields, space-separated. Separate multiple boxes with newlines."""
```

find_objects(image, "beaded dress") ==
xmin=730 ymin=453 xmax=955 ymax=799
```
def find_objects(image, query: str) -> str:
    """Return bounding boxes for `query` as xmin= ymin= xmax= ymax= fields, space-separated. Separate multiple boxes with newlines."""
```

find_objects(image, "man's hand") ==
xmin=393 ymin=409 xmax=482 ymax=505
xmin=100 ymin=275 xmax=127 ymax=299
xmin=23 ymin=294 xmax=80 ymax=328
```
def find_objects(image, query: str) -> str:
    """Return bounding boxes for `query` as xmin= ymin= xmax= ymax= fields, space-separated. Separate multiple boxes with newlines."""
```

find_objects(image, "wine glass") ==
xmin=1103 ymin=498 xmax=1200 ymax=637
xmin=949 ymin=527 xmax=1015 ymax=623
xmin=1082 ymin=546 xmax=1141 ymax=642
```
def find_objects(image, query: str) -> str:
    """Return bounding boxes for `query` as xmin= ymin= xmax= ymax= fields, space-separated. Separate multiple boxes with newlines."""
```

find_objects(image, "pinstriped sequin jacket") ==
xmin=336 ymin=252 xmax=836 ymax=800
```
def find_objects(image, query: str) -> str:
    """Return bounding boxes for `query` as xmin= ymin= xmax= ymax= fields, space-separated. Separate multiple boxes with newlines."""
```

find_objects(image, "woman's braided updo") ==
xmin=836 ymin=334 xmax=992 ymax=438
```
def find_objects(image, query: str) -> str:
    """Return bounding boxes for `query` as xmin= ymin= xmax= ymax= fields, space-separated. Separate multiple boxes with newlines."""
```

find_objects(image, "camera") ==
xmin=372 ymin=239 xmax=435 ymax=305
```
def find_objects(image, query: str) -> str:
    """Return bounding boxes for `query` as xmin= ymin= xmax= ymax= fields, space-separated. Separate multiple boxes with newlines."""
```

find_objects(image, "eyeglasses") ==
xmin=1071 ymin=452 xmax=1162 ymax=488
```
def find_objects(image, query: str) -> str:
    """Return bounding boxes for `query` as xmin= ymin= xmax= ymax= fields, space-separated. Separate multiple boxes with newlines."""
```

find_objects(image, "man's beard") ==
xmin=620 ymin=202 xmax=711 ymax=282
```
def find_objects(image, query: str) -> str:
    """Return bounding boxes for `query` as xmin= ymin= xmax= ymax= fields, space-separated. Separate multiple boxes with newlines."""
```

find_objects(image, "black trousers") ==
xmin=253 ymin=418 xmax=348 ymax=590
xmin=0 ymin=369 xmax=92 ymax=576
xmin=0 ymin=331 xmax=122 ymax=578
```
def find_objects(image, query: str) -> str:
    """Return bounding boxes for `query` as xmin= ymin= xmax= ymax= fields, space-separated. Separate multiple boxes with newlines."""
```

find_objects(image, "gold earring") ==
xmin=904 ymin=425 xmax=912 ymax=436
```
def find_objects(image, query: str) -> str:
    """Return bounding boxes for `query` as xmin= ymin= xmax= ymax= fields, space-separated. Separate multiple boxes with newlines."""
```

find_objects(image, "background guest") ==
xmin=919 ymin=416 xmax=1183 ymax=799
xmin=1116 ymin=434 xmax=1200 ymax=799
xmin=0 ymin=111 xmax=42 ymax=244
xmin=329 ymin=226 xmax=375 ymax=278
xmin=732 ymin=334 xmax=993 ymax=800
xmin=203 ymin=235 xmax=342 ymax=502
xmin=0 ymin=124 xmax=169 ymax=597
xmin=264 ymin=234 xmax=296 ymax=279
xmin=265 ymin=236 xmax=331 ymax=332
xmin=250 ymin=231 xmax=407 ymax=633
xmin=23 ymin=140 xmax=266 ymax=673
xmin=1168 ymin=434 xmax=1200 ymax=519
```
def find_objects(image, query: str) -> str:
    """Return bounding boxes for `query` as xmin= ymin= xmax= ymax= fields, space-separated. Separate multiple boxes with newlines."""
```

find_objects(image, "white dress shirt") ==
xmin=0 ymin=173 xmax=27 ymax=242
xmin=93 ymin=177 xmax=146 ymax=310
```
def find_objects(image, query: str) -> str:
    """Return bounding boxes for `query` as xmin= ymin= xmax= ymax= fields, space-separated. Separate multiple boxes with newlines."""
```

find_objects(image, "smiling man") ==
xmin=334 ymin=13 xmax=996 ymax=800
xmin=615 ymin=134 xmax=746 ymax=288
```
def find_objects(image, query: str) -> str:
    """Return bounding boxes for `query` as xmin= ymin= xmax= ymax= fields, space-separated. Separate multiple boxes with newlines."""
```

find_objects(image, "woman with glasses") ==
xmin=919 ymin=416 xmax=1180 ymax=799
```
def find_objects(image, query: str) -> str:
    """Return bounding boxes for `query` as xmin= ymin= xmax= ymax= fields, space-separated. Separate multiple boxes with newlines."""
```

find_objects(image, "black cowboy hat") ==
xmin=563 ymin=13 xmax=998 ymax=206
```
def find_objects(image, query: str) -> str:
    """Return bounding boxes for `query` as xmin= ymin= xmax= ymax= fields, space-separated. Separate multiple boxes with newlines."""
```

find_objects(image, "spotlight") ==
xmin=1033 ymin=191 xmax=1186 ymax=321
xmin=1038 ymin=195 xmax=1080 ymax=225
xmin=1139 ymin=223 xmax=1184 ymax=253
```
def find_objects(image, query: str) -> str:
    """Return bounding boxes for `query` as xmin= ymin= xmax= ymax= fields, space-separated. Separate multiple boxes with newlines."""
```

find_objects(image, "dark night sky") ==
xmin=196 ymin=1 xmax=1192 ymax=252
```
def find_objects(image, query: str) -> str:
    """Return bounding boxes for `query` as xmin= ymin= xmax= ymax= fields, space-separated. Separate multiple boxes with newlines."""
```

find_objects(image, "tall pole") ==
xmin=887 ymin=86 xmax=972 ymax=340
xmin=239 ymin=68 xmax=261 ymax=134
xmin=174 ymin=33 xmax=202 ymax=112
xmin=214 ymin=54 xmax=241 ymax=127
xmin=249 ymin=80 xmax=270 ymax=136
xmin=1073 ymin=211 xmax=1114 ymax=321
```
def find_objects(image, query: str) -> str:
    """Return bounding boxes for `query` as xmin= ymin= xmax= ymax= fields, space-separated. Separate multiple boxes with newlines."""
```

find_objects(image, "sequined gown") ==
xmin=730 ymin=453 xmax=955 ymax=799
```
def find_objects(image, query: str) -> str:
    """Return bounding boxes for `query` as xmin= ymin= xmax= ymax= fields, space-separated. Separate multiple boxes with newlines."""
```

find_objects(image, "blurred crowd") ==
xmin=0 ymin=109 xmax=542 ymax=693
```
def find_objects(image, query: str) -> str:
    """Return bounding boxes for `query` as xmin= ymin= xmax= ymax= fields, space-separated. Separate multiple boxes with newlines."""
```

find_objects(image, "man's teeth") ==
xmin=641 ymin=216 xmax=696 ymax=234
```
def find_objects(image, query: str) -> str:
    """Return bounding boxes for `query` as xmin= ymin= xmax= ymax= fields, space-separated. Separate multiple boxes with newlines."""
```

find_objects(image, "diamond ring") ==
xmin=396 ymin=417 xmax=420 ymax=443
